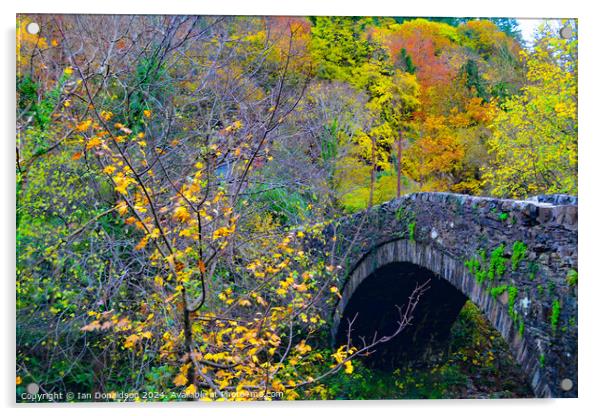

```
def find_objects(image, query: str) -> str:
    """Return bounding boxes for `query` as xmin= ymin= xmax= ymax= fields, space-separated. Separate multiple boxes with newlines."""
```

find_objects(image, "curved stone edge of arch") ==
xmin=332 ymin=239 xmax=554 ymax=398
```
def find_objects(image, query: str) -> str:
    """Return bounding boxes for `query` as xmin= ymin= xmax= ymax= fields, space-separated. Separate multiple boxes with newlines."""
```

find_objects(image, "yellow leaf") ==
xmin=173 ymin=373 xmax=187 ymax=387
xmin=76 ymin=119 xmax=92 ymax=132
xmin=212 ymin=225 xmax=235 ymax=240
xmin=86 ymin=137 xmax=102 ymax=150
xmin=295 ymin=340 xmax=312 ymax=355
xmin=343 ymin=360 xmax=354 ymax=374
xmin=134 ymin=237 xmax=148 ymax=251
xmin=330 ymin=286 xmax=342 ymax=299
xmin=116 ymin=201 xmax=128 ymax=215
xmin=100 ymin=110 xmax=113 ymax=121
xmin=184 ymin=384 xmax=197 ymax=396
xmin=295 ymin=283 xmax=308 ymax=292
xmin=123 ymin=334 xmax=139 ymax=349
xmin=103 ymin=165 xmax=116 ymax=175
xmin=173 ymin=206 xmax=191 ymax=223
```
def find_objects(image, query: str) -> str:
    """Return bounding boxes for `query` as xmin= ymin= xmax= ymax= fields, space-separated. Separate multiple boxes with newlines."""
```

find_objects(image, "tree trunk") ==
xmin=369 ymin=136 xmax=376 ymax=208
xmin=396 ymin=132 xmax=403 ymax=198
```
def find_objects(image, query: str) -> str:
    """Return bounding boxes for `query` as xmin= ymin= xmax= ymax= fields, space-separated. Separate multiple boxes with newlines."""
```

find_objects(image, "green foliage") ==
xmin=309 ymin=360 xmax=405 ymax=400
xmin=490 ymin=285 xmax=507 ymax=298
xmin=566 ymin=269 xmax=578 ymax=286
xmin=17 ymin=73 xmax=67 ymax=130
xmin=445 ymin=301 xmax=532 ymax=397
xmin=408 ymin=221 xmax=416 ymax=241
xmin=394 ymin=203 xmax=417 ymax=242
xmin=488 ymin=245 xmax=507 ymax=280
xmin=511 ymin=241 xmax=528 ymax=271
xmin=320 ymin=119 xmax=339 ymax=164
xmin=498 ymin=212 xmax=509 ymax=221
xmin=398 ymin=48 xmax=416 ymax=74
xmin=528 ymin=262 xmax=539 ymax=281
xmin=465 ymin=245 xmax=507 ymax=284
xmin=551 ymin=299 xmax=561 ymax=334
xmin=17 ymin=75 xmax=38 ymax=110
xmin=245 ymin=184 xmax=310 ymax=225
xmin=462 ymin=59 xmax=488 ymax=100
xmin=547 ymin=281 xmax=556 ymax=296
xmin=507 ymin=286 xmax=519 ymax=321
xmin=310 ymin=17 xmax=375 ymax=82
xmin=465 ymin=249 xmax=486 ymax=284
xmin=394 ymin=364 xmax=467 ymax=399
xmin=127 ymin=55 xmax=171 ymax=130
xmin=339 ymin=170 xmax=417 ymax=213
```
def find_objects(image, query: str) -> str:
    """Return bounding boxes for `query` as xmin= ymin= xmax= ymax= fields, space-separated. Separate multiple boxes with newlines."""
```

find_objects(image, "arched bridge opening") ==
xmin=331 ymin=239 xmax=546 ymax=396
xmin=335 ymin=261 xmax=467 ymax=369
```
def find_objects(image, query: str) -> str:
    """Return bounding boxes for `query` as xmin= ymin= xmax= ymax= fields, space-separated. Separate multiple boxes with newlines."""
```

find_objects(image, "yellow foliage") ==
xmin=173 ymin=373 xmax=188 ymax=387
xmin=123 ymin=334 xmax=139 ymax=349
xmin=295 ymin=340 xmax=312 ymax=355
xmin=103 ymin=165 xmax=116 ymax=175
xmin=173 ymin=206 xmax=191 ymax=223
xmin=184 ymin=384 xmax=197 ymax=396
xmin=77 ymin=119 xmax=93 ymax=132
xmin=85 ymin=137 xmax=103 ymax=150
xmin=212 ymin=224 xmax=236 ymax=240
xmin=343 ymin=360 xmax=354 ymax=374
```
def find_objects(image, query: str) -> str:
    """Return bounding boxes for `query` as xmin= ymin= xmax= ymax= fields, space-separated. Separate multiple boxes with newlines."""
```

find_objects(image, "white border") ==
xmin=3 ymin=1 xmax=601 ymax=415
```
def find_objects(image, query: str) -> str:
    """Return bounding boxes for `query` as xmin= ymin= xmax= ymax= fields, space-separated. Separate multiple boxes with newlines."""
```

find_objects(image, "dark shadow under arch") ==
xmin=335 ymin=261 xmax=468 ymax=368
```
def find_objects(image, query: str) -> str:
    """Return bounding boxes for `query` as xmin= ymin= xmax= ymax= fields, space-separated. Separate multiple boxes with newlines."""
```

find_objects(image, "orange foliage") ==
xmin=266 ymin=16 xmax=313 ymax=72
xmin=371 ymin=20 xmax=459 ymax=90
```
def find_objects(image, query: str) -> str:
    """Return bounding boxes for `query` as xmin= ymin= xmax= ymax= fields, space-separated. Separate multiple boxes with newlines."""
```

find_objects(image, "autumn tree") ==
xmin=482 ymin=21 xmax=577 ymax=198
xmin=17 ymin=15 xmax=428 ymax=402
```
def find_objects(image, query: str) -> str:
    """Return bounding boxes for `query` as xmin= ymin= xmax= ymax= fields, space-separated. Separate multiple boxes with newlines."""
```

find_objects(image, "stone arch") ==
xmin=332 ymin=239 xmax=551 ymax=397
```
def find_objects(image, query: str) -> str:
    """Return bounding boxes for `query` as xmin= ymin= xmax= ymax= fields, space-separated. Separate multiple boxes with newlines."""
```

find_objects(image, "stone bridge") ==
xmin=309 ymin=192 xmax=577 ymax=398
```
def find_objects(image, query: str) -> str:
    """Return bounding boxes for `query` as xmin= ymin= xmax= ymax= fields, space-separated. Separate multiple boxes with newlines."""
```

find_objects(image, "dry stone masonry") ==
xmin=312 ymin=192 xmax=577 ymax=398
